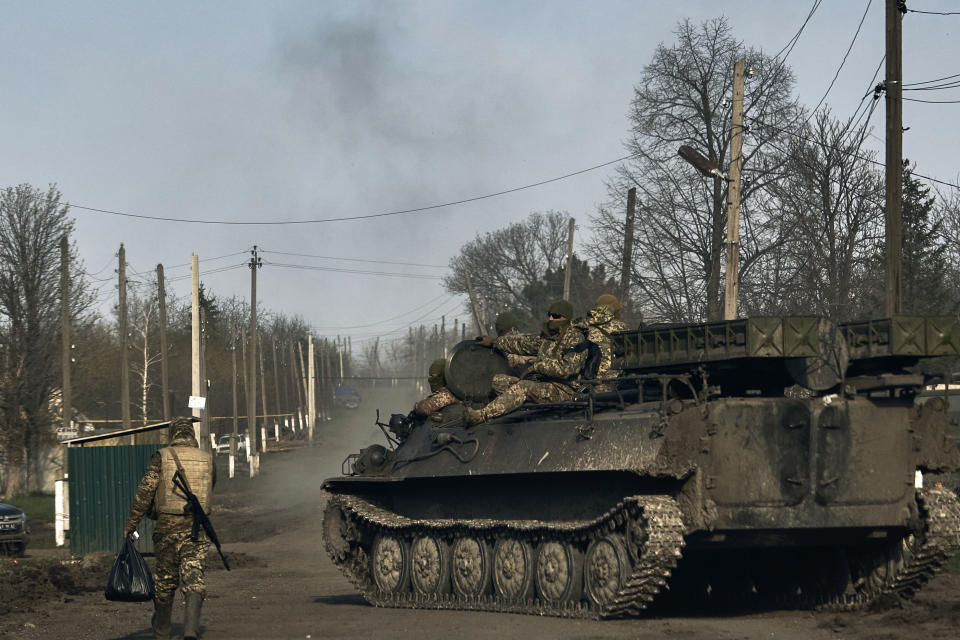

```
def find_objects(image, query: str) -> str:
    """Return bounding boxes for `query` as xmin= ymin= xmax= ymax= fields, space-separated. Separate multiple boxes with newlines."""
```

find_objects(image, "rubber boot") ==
xmin=183 ymin=592 xmax=203 ymax=640
xmin=151 ymin=599 xmax=173 ymax=640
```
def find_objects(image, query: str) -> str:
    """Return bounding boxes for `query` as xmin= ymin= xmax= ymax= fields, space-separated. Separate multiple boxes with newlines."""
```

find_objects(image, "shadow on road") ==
xmin=314 ymin=593 xmax=367 ymax=606
xmin=105 ymin=626 xmax=155 ymax=640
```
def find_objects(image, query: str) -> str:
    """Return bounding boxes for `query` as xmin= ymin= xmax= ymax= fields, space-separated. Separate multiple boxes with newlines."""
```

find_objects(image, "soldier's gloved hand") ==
xmin=475 ymin=335 xmax=494 ymax=348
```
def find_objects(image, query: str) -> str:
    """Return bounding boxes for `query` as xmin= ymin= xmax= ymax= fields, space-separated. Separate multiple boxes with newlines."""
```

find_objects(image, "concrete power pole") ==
xmin=271 ymin=337 xmax=282 ymax=436
xmin=258 ymin=332 xmax=268 ymax=451
xmin=885 ymin=0 xmax=904 ymax=316
xmin=156 ymin=264 xmax=171 ymax=422
xmin=465 ymin=273 xmax=485 ymax=336
xmin=191 ymin=254 xmax=201 ymax=439
xmin=248 ymin=246 xmax=261 ymax=476
xmin=563 ymin=217 xmax=575 ymax=301
xmin=119 ymin=244 xmax=131 ymax=434
xmin=60 ymin=236 xmax=71 ymax=433
xmin=199 ymin=308 xmax=211 ymax=452
xmin=620 ymin=188 xmax=637 ymax=318
xmin=230 ymin=326 xmax=238 ymax=478
xmin=308 ymin=335 xmax=315 ymax=445
xmin=724 ymin=58 xmax=746 ymax=321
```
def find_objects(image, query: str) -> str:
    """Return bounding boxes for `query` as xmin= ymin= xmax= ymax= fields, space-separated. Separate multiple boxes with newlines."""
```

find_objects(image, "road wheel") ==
xmin=371 ymin=534 xmax=410 ymax=595
xmin=584 ymin=534 xmax=630 ymax=607
xmin=451 ymin=536 xmax=492 ymax=598
xmin=535 ymin=540 xmax=584 ymax=604
xmin=411 ymin=535 xmax=451 ymax=596
xmin=493 ymin=538 xmax=535 ymax=602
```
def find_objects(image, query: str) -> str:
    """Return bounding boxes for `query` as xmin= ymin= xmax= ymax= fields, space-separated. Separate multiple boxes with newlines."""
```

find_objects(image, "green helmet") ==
xmin=168 ymin=416 xmax=196 ymax=443
xmin=428 ymin=359 xmax=446 ymax=393
xmin=547 ymin=299 xmax=574 ymax=320
xmin=494 ymin=311 xmax=520 ymax=336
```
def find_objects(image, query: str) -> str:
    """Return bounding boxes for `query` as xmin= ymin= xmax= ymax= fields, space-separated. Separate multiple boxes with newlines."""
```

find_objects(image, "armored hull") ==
xmin=322 ymin=316 xmax=960 ymax=618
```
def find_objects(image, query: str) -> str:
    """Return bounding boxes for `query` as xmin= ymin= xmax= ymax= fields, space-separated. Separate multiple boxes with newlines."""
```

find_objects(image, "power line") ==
xmin=907 ymin=7 xmax=960 ymax=15
xmin=903 ymin=97 xmax=960 ymax=104
xmin=164 ymin=250 xmax=251 ymax=270
xmin=903 ymin=71 xmax=960 ymax=87
xmin=311 ymin=292 xmax=451 ymax=330
xmin=807 ymin=0 xmax=873 ymax=119
xmin=60 ymin=153 xmax=640 ymax=226
xmin=259 ymin=249 xmax=447 ymax=269
xmin=263 ymin=260 xmax=445 ymax=280
xmin=167 ymin=262 xmax=248 ymax=282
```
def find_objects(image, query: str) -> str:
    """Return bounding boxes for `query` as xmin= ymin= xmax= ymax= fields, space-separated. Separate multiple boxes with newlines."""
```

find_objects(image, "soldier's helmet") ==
xmin=168 ymin=416 xmax=196 ymax=442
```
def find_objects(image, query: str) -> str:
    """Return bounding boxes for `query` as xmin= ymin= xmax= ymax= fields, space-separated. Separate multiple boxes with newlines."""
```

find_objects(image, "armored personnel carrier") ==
xmin=322 ymin=315 xmax=960 ymax=618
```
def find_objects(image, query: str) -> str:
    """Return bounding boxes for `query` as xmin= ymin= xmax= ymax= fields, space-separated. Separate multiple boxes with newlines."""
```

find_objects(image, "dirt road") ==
xmin=3 ymin=387 xmax=960 ymax=639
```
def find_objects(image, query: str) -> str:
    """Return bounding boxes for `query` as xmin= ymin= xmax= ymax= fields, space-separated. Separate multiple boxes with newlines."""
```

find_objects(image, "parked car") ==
xmin=214 ymin=435 xmax=247 ymax=455
xmin=334 ymin=385 xmax=362 ymax=409
xmin=0 ymin=501 xmax=30 ymax=556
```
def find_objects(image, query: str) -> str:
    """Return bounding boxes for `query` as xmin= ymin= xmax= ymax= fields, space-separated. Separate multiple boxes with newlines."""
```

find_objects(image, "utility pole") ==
xmin=620 ymin=188 xmax=637 ymax=318
xmin=885 ymin=0 xmax=904 ymax=316
xmin=230 ymin=325 xmax=238 ymax=478
xmin=258 ymin=332 xmax=268 ymax=451
xmin=308 ymin=335 xmax=315 ymax=445
xmin=724 ymin=58 xmax=746 ymax=321
xmin=119 ymin=244 xmax=131 ymax=434
xmin=290 ymin=341 xmax=305 ymax=431
xmin=563 ymin=217 xmax=575 ymax=301
xmin=248 ymin=246 xmax=261 ymax=476
xmin=297 ymin=340 xmax=309 ymax=413
xmin=337 ymin=336 xmax=344 ymax=381
xmin=465 ymin=273 xmax=485 ymax=336
xmin=191 ymin=254 xmax=201 ymax=438
xmin=60 ymin=236 xmax=71 ymax=433
xmin=156 ymin=264 xmax=171 ymax=422
xmin=199 ymin=307 xmax=211 ymax=452
xmin=271 ymin=337 xmax=282 ymax=436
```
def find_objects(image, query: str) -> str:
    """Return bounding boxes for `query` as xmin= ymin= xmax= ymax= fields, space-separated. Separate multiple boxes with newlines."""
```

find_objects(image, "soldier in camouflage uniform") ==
xmin=493 ymin=311 xmax=536 ymax=371
xmin=577 ymin=294 xmax=627 ymax=392
xmin=466 ymin=300 xmax=587 ymax=425
xmin=124 ymin=417 xmax=216 ymax=640
xmin=413 ymin=359 xmax=459 ymax=417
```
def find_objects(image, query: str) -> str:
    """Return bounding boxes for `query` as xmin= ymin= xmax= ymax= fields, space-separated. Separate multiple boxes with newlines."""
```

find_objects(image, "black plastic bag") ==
xmin=104 ymin=537 xmax=155 ymax=602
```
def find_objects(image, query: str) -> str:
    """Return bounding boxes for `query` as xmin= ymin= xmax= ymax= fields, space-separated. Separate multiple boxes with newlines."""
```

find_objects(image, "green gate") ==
xmin=68 ymin=444 xmax=162 ymax=555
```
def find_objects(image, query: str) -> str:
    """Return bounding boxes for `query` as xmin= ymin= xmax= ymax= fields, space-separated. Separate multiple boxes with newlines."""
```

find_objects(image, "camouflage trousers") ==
xmin=480 ymin=374 xmax=576 ymax=420
xmin=153 ymin=527 xmax=210 ymax=604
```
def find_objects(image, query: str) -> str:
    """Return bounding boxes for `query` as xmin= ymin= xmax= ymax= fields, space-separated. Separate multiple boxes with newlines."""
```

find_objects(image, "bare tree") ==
xmin=127 ymin=284 xmax=162 ymax=423
xmin=0 ymin=184 xmax=90 ymax=494
xmin=444 ymin=211 xmax=569 ymax=326
xmin=587 ymin=17 xmax=800 ymax=322
xmin=749 ymin=109 xmax=884 ymax=320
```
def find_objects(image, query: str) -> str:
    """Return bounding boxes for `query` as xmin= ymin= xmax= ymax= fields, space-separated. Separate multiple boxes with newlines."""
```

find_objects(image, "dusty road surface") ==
xmin=3 ymin=386 xmax=960 ymax=639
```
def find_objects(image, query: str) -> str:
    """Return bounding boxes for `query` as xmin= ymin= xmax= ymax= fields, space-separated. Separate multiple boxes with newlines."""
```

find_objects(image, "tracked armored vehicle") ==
xmin=322 ymin=315 xmax=960 ymax=618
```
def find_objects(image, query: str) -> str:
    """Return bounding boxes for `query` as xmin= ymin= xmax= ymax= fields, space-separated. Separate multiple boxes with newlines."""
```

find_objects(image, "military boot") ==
xmin=151 ymin=598 xmax=173 ymax=640
xmin=463 ymin=407 xmax=486 ymax=427
xmin=183 ymin=592 xmax=203 ymax=640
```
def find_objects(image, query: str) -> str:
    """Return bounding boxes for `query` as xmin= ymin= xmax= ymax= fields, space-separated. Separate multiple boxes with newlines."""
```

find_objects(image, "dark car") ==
xmin=0 ymin=502 xmax=30 ymax=556
xmin=334 ymin=385 xmax=362 ymax=410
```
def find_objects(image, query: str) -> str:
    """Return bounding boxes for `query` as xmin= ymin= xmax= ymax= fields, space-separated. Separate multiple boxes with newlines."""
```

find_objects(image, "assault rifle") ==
xmin=172 ymin=470 xmax=230 ymax=571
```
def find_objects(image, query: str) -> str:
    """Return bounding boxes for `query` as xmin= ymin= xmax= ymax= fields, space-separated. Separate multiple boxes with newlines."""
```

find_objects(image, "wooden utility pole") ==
xmin=191 ymin=254 xmax=201 ymax=433
xmin=156 ymin=264 xmax=171 ymax=422
xmin=271 ymin=337 xmax=282 ymax=434
xmin=337 ymin=336 xmax=344 ymax=381
xmin=199 ymin=307 xmax=211 ymax=452
xmin=620 ymin=188 xmax=637 ymax=315
xmin=307 ymin=335 xmax=315 ymax=445
xmin=290 ymin=341 xmax=305 ymax=431
xmin=258 ymin=332 xmax=268 ymax=451
xmin=563 ymin=217 xmax=575 ymax=301
xmin=119 ymin=244 xmax=131 ymax=432
xmin=465 ymin=273 xmax=485 ymax=336
xmin=230 ymin=326 xmax=238 ymax=476
xmin=724 ymin=58 xmax=746 ymax=321
xmin=885 ymin=0 xmax=904 ymax=316
xmin=60 ymin=236 xmax=71 ymax=432
xmin=248 ymin=246 xmax=261 ymax=476
xmin=297 ymin=340 xmax=309 ymax=411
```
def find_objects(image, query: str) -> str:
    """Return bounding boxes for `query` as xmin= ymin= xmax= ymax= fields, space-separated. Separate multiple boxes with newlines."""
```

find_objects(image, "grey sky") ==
xmin=2 ymin=1 xmax=957 ymax=346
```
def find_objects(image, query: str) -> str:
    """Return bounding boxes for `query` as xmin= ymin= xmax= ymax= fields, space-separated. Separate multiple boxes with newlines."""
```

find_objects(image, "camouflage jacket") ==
xmin=414 ymin=386 xmax=459 ymax=416
xmin=494 ymin=323 xmax=587 ymax=387
xmin=125 ymin=434 xmax=217 ymax=536
xmin=577 ymin=305 xmax=626 ymax=381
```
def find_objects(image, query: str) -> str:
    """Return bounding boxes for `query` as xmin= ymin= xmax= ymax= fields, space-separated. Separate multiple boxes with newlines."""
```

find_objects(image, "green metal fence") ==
xmin=68 ymin=444 xmax=162 ymax=555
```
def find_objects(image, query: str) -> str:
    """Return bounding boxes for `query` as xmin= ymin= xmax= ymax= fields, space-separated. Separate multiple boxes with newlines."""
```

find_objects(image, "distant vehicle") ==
xmin=214 ymin=435 xmax=247 ymax=455
xmin=334 ymin=385 xmax=362 ymax=410
xmin=0 ymin=502 xmax=30 ymax=556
